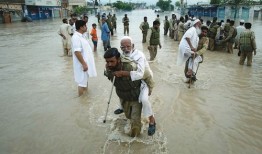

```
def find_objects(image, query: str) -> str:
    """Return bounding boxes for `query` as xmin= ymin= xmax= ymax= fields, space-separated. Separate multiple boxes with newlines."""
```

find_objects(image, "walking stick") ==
xmin=188 ymin=54 xmax=195 ymax=89
xmin=103 ymin=76 xmax=116 ymax=123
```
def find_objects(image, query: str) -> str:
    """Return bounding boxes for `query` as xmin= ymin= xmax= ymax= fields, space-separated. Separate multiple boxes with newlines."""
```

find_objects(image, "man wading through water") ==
xmin=184 ymin=26 xmax=209 ymax=83
xmin=104 ymin=48 xmax=142 ymax=137
xmin=72 ymin=20 xmax=97 ymax=96
xmin=147 ymin=20 xmax=162 ymax=62
xmin=113 ymin=36 xmax=156 ymax=136
xmin=177 ymin=19 xmax=202 ymax=82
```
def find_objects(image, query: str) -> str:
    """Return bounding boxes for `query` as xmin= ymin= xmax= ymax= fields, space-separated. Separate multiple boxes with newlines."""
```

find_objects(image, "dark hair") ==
xmin=62 ymin=18 xmax=67 ymax=23
xmin=226 ymin=19 xmax=230 ymax=23
xmin=70 ymin=13 xmax=77 ymax=18
xmin=104 ymin=48 xmax=120 ymax=59
xmin=230 ymin=20 xmax=235 ymax=26
xmin=92 ymin=23 xmax=97 ymax=26
xmin=213 ymin=17 xmax=217 ymax=22
xmin=245 ymin=22 xmax=252 ymax=29
xmin=75 ymin=20 xmax=86 ymax=30
xmin=153 ymin=20 xmax=160 ymax=26
xmin=201 ymin=26 xmax=208 ymax=31
xmin=200 ymin=18 xmax=203 ymax=23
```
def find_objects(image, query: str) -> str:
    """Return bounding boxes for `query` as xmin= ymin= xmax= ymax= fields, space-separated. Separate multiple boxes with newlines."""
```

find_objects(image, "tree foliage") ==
xmin=156 ymin=0 xmax=173 ymax=11
xmin=210 ymin=0 xmax=220 ymax=4
xmin=74 ymin=6 xmax=89 ymax=15
xmin=112 ymin=1 xmax=133 ymax=11
xmin=175 ymin=1 xmax=180 ymax=7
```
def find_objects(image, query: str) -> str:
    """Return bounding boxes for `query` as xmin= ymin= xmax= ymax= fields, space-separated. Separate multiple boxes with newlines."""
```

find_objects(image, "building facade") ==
xmin=0 ymin=0 xmax=24 ymax=23
xmin=0 ymin=0 xmax=86 ymax=23
xmin=187 ymin=4 xmax=262 ymax=22
xmin=25 ymin=0 xmax=62 ymax=20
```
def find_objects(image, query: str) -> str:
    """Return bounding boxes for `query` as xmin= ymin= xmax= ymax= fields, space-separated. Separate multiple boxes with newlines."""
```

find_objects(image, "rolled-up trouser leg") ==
xmin=121 ymin=99 xmax=142 ymax=137
xmin=188 ymin=55 xmax=202 ymax=74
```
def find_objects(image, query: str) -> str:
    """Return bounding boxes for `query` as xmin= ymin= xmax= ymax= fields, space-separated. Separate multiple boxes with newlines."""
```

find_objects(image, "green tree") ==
xmin=156 ymin=0 xmax=173 ymax=11
xmin=175 ymin=1 xmax=180 ymax=7
xmin=113 ymin=1 xmax=133 ymax=11
xmin=210 ymin=0 xmax=220 ymax=4
xmin=74 ymin=6 xmax=89 ymax=15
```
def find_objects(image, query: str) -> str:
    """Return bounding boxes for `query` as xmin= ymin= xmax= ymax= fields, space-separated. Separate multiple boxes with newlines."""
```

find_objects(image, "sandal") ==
xmin=148 ymin=123 xmax=156 ymax=136
xmin=114 ymin=109 xmax=124 ymax=115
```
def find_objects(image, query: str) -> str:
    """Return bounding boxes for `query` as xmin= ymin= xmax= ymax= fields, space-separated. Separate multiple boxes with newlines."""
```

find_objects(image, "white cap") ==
xmin=193 ymin=19 xmax=201 ymax=25
xmin=240 ymin=19 xmax=245 ymax=23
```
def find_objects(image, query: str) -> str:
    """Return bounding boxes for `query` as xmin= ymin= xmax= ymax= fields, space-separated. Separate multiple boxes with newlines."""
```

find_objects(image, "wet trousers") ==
xmin=209 ymin=38 xmax=215 ymax=51
xmin=164 ymin=28 xmax=169 ymax=35
xmin=120 ymin=99 xmax=142 ymax=136
xmin=178 ymin=31 xmax=184 ymax=42
xmin=174 ymin=30 xmax=178 ymax=41
xmin=124 ymin=26 xmax=129 ymax=35
xmin=148 ymin=45 xmax=158 ymax=61
xmin=118 ymin=82 xmax=153 ymax=117
xmin=142 ymin=32 xmax=147 ymax=43
xmin=169 ymin=29 xmax=174 ymax=38
xmin=239 ymin=50 xmax=253 ymax=66
xmin=102 ymin=40 xmax=111 ymax=51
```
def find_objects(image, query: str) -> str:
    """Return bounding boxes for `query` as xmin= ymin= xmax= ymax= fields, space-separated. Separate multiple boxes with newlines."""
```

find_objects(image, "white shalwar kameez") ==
xmin=177 ymin=26 xmax=199 ymax=68
xmin=120 ymin=49 xmax=154 ymax=117
xmin=58 ymin=23 xmax=72 ymax=53
xmin=72 ymin=31 xmax=97 ymax=87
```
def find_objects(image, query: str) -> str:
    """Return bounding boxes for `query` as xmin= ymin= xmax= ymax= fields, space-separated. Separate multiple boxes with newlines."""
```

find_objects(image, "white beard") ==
xmin=196 ymin=27 xmax=201 ymax=35
xmin=123 ymin=51 xmax=131 ymax=57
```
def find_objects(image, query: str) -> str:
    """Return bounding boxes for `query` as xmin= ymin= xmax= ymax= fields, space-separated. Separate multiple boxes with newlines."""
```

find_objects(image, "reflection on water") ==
xmin=0 ymin=9 xmax=261 ymax=154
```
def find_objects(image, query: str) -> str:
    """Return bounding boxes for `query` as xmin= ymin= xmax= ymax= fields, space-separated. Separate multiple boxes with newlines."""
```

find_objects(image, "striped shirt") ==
xmin=239 ymin=30 xmax=256 ymax=52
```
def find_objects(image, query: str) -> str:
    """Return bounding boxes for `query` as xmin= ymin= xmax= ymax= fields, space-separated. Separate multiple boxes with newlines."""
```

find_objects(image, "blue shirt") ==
xmin=101 ymin=22 xmax=110 ymax=41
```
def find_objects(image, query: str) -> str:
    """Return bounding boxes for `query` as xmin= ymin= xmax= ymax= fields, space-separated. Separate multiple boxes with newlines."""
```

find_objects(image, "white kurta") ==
xmin=129 ymin=49 xmax=153 ymax=81
xmin=58 ymin=23 xmax=72 ymax=49
xmin=235 ymin=25 xmax=245 ymax=41
xmin=129 ymin=49 xmax=154 ymax=117
xmin=71 ymin=31 xmax=97 ymax=86
xmin=177 ymin=26 xmax=199 ymax=66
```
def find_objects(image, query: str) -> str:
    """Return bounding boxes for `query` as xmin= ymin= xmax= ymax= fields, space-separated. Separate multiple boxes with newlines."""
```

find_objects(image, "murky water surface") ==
xmin=0 ymin=9 xmax=261 ymax=154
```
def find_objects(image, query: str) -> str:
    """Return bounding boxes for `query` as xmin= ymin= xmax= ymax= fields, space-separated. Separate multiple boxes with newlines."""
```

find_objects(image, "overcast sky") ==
xmin=98 ymin=0 xmax=210 ymax=5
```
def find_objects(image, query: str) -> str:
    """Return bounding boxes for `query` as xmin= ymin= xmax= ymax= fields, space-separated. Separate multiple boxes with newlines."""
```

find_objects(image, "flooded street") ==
xmin=0 ymin=9 xmax=262 ymax=154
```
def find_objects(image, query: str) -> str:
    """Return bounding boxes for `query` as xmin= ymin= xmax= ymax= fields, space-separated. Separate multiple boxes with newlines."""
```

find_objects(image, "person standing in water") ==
xmin=71 ymin=20 xmax=97 ymax=96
